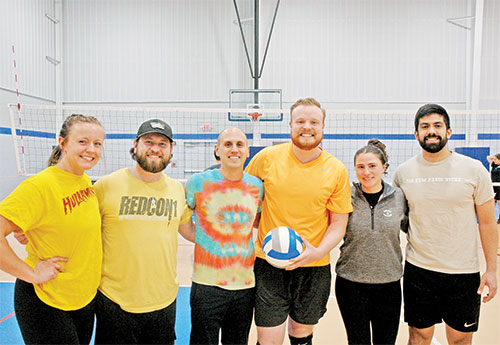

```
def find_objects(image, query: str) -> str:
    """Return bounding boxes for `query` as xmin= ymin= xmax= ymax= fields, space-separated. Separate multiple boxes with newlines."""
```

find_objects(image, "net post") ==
xmin=8 ymin=104 xmax=24 ymax=175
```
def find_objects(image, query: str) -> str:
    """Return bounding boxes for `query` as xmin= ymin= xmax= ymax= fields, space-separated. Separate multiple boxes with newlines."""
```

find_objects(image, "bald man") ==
xmin=185 ymin=127 xmax=264 ymax=345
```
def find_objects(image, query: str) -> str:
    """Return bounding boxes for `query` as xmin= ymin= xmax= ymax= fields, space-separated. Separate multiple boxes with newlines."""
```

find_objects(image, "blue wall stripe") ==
xmin=0 ymin=127 xmax=56 ymax=139
xmin=262 ymin=133 xmax=467 ymax=140
xmin=174 ymin=133 xmax=221 ymax=140
xmin=105 ymin=133 xmax=243 ymax=140
xmin=324 ymin=134 xmax=415 ymax=140
xmin=0 ymin=126 xmax=490 ymax=142
xmin=17 ymin=129 xmax=56 ymax=139
xmin=105 ymin=133 xmax=135 ymax=139
xmin=478 ymin=133 xmax=500 ymax=140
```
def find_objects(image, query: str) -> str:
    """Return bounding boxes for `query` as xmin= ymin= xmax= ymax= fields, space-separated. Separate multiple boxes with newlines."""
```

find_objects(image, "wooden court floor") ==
xmin=176 ymin=228 xmax=500 ymax=345
xmin=2 ymin=225 xmax=500 ymax=344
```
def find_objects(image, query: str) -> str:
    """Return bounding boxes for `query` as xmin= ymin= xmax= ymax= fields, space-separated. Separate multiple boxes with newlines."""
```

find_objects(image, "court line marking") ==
xmin=431 ymin=336 xmax=443 ymax=345
xmin=0 ymin=312 xmax=15 ymax=323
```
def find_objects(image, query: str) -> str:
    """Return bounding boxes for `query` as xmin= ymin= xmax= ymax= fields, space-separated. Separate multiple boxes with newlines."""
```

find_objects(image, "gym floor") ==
xmin=1 ymin=222 xmax=499 ymax=344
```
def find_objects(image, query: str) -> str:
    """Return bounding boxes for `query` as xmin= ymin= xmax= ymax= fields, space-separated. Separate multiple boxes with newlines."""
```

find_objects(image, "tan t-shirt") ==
xmin=245 ymin=142 xmax=353 ymax=267
xmin=95 ymin=168 xmax=192 ymax=313
xmin=393 ymin=152 xmax=494 ymax=273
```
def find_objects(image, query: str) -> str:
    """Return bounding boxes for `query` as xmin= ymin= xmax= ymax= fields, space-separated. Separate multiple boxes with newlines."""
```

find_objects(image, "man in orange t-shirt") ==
xmin=246 ymin=97 xmax=352 ymax=345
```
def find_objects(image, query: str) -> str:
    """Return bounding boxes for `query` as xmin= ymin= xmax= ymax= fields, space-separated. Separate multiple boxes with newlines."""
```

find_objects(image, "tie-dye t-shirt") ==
xmin=186 ymin=169 xmax=263 ymax=290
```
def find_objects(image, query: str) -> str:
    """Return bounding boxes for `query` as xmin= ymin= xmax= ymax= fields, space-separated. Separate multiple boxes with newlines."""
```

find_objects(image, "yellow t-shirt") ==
xmin=95 ymin=168 xmax=192 ymax=313
xmin=0 ymin=166 xmax=102 ymax=310
xmin=245 ymin=143 xmax=353 ymax=266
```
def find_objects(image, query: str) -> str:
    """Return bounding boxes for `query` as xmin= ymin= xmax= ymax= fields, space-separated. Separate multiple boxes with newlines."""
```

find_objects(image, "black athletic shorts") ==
xmin=403 ymin=261 xmax=481 ymax=332
xmin=254 ymin=257 xmax=331 ymax=327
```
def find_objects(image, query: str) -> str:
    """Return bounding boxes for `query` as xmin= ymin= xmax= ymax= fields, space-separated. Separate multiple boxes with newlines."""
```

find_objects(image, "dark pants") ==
xmin=189 ymin=282 xmax=255 ymax=345
xmin=14 ymin=279 xmax=96 ymax=345
xmin=95 ymin=290 xmax=176 ymax=345
xmin=335 ymin=276 xmax=401 ymax=345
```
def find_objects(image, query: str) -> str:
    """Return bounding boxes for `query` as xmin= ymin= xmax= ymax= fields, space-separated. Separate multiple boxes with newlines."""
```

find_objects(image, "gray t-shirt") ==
xmin=393 ymin=152 xmax=494 ymax=274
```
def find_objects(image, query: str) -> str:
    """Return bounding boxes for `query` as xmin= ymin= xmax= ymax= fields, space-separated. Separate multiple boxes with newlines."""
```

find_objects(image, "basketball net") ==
xmin=247 ymin=112 xmax=262 ymax=146
xmin=248 ymin=112 xmax=262 ymax=122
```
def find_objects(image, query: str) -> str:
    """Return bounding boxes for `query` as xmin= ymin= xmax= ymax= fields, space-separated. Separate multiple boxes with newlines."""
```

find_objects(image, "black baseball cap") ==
xmin=136 ymin=119 xmax=173 ymax=142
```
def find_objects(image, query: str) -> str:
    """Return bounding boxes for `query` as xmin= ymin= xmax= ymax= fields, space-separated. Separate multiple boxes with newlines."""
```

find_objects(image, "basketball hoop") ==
xmin=248 ymin=112 xmax=262 ymax=122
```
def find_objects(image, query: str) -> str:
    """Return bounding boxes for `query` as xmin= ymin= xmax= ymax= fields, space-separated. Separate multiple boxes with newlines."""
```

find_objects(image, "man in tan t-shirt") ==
xmin=393 ymin=104 xmax=498 ymax=345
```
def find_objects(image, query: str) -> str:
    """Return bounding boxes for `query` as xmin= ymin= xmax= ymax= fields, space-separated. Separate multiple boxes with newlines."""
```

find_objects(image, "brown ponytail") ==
xmin=47 ymin=114 xmax=103 ymax=167
xmin=354 ymin=139 xmax=390 ymax=174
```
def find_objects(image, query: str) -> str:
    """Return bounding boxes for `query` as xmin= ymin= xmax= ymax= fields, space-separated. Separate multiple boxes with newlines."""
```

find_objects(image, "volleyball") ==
xmin=262 ymin=227 xmax=303 ymax=269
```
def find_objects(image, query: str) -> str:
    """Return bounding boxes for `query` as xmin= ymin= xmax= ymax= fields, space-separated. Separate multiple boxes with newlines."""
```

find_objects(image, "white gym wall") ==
xmin=1 ymin=0 xmax=500 ymax=198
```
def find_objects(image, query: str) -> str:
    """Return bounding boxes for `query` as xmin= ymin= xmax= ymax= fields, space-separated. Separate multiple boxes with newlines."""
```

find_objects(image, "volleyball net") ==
xmin=6 ymin=104 xmax=500 ymax=182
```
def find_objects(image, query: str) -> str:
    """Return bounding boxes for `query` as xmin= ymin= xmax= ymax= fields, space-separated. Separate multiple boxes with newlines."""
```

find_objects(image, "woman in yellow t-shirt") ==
xmin=0 ymin=114 xmax=105 ymax=344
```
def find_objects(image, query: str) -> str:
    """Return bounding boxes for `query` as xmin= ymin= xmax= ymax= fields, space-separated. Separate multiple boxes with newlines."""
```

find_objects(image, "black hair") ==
xmin=414 ymin=104 xmax=451 ymax=131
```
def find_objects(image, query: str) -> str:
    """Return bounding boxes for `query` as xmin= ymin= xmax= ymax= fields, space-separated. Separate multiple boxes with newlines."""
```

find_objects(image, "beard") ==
xmin=135 ymin=149 xmax=171 ymax=173
xmin=291 ymin=131 xmax=324 ymax=151
xmin=418 ymin=134 xmax=448 ymax=153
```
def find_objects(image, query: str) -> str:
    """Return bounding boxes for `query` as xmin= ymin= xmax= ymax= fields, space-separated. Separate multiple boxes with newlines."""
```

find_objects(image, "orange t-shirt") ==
xmin=245 ymin=143 xmax=352 ymax=266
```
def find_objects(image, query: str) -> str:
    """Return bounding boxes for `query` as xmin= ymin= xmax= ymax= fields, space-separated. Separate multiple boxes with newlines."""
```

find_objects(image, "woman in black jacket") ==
xmin=487 ymin=153 xmax=500 ymax=224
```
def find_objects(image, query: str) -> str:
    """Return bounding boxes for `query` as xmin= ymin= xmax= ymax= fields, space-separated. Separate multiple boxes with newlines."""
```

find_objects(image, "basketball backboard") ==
xmin=228 ymin=89 xmax=283 ymax=121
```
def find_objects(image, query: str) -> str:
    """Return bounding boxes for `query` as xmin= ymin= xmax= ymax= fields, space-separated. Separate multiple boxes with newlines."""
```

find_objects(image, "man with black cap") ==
xmin=93 ymin=119 xmax=195 ymax=344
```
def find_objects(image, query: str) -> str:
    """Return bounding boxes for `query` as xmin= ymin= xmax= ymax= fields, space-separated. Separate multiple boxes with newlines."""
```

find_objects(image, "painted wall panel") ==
xmin=63 ymin=0 xmax=249 ymax=103
xmin=59 ymin=0 xmax=500 ymax=109
xmin=480 ymin=0 xmax=500 ymax=108
xmin=1 ymin=0 xmax=499 ymax=108
xmin=1 ymin=0 xmax=499 ymax=200
xmin=0 ymin=0 xmax=55 ymax=101
xmin=259 ymin=0 xmax=470 ymax=107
